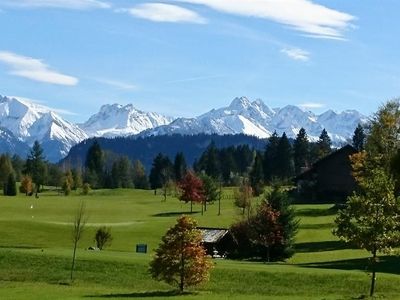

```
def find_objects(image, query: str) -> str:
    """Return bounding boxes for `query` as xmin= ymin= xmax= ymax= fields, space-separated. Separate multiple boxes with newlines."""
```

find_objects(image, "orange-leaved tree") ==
xmin=149 ymin=216 xmax=213 ymax=292
xmin=178 ymin=171 xmax=204 ymax=213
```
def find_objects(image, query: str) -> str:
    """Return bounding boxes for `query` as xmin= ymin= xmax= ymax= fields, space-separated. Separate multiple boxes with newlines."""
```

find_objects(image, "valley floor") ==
xmin=0 ymin=188 xmax=399 ymax=299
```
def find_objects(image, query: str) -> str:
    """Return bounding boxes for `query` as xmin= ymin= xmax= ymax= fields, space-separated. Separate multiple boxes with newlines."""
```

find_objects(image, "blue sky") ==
xmin=0 ymin=0 xmax=399 ymax=122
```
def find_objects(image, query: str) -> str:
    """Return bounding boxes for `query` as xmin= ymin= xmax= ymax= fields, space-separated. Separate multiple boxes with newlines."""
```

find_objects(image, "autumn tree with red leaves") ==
xmin=178 ymin=171 xmax=205 ymax=213
xmin=149 ymin=216 xmax=213 ymax=292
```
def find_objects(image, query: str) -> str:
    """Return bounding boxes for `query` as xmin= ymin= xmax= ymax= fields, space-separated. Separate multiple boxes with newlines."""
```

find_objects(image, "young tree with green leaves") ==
xmin=234 ymin=180 xmax=253 ymax=218
xmin=200 ymin=174 xmax=220 ymax=212
xmin=334 ymin=168 xmax=400 ymax=297
xmin=132 ymin=160 xmax=149 ymax=189
xmin=0 ymin=154 xmax=14 ymax=191
xmin=149 ymin=216 xmax=213 ymax=292
xmin=149 ymin=153 xmax=172 ymax=194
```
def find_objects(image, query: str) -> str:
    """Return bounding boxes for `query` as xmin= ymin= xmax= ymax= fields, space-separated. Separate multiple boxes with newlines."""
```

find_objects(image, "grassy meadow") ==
xmin=0 ymin=188 xmax=399 ymax=299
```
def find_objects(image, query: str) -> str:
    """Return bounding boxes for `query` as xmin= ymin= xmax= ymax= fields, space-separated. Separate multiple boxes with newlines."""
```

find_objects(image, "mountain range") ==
xmin=0 ymin=95 xmax=367 ymax=162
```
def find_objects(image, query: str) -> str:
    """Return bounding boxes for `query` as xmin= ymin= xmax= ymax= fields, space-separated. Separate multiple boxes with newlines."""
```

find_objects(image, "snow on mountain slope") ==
xmin=141 ymin=97 xmax=366 ymax=144
xmin=0 ymin=95 xmax=88 ymax=162
xmin=0 ymin=127 xmax=30 ymax=157
xmin=80 ymin=103 xmax=175 ymax=137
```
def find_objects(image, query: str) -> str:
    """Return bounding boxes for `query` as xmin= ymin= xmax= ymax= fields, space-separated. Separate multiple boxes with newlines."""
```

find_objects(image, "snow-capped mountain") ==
xmin=141 ymin=97 xmax=367 ymax=143
xmin=0 ymin=94 xmax=367 ymax=162
xmin=0 ymin=127 xmax=30 ymax=158
xmin=0 ymin=96 xmax=88 ymax=162
xmin=80 ymin=103 xmax=175 ymax=137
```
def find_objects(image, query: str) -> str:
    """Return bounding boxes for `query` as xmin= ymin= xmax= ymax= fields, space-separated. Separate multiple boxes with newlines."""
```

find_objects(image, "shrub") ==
xmin=82 ymin=183 xmax=91 ymax=195
xmin=94 ymin=227 xmax=112 ymax=250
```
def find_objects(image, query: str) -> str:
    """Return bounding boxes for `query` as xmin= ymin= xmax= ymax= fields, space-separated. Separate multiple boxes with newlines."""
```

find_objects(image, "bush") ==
xmin=82 ymin=183 xmax=91 ymax=195
xmin=94 ymin=227 xmax=112 ymax=250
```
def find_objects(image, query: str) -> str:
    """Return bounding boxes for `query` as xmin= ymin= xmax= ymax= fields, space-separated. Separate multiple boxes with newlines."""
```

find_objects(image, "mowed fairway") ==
xmin=0 ymin=189 xmax=400 ymax=299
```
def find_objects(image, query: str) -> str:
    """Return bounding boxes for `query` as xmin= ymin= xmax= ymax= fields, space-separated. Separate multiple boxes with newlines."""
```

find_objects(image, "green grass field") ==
xmin=0 ymin=188 xmax=399 ymax=299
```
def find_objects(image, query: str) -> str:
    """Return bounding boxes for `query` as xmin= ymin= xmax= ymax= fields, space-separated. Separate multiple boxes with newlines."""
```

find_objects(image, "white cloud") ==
xmin=299 ymin=102 xmax=325 ymax=109
xmin=0 ymin=0 xmax=110 ymax=9
xmin=175 ymin=0 xmax=355 ymax=39
xmin=94 ymin=78 xmax=137 ymax=90
xmin=0 ymin=51 xmax=78 ymax=86
xmin=281 ymin=48 xmax=310 ymax=61
xmin=121 ymin=3 xmax=207 ymax=24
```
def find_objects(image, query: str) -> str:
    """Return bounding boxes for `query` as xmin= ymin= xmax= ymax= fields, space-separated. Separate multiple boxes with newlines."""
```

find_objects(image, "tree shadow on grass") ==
xmin=295 ymin=206 xmax=338 ymax=217
xmin=86 ymin=290 xmax=193 ymax=298
xmin=152 ymin=211 xmax=200 ymax=217
xmin=299 ymin=256 xmax=400 ymax=275
xmin=295 ymin=240 xmax=353 ymax=253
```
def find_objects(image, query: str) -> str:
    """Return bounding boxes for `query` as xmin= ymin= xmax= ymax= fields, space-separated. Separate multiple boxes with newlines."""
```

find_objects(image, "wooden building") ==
xmin=197 ymin=227 xmax=234 ymax=258
xmin=295 ymin=145 xmax=358 ymax=203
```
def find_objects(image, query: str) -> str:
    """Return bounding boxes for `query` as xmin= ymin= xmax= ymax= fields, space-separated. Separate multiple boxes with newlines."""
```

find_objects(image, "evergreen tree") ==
xmin=173 ymin=152 xmax=187 ymax=182
xmin=5 ymin=172 xmax=17 ymax=196
xmin=85 ymin=140 xmax=104 ymax=188
xmin=352 ymin=123 xmax=366 ymax=152
xmin=204 ymin=142 xmax=220 ymax=179
xmin=11 ymin=154 xmax=24 ymax=181
xmin=25 ymin=141 xmax=47 ymax=196
xmin=316 ymin=129 xmax=332 ymax=160
xmin=111 ymin=156 xmax=133 ymax=188
xmin=47 ymin=164 xmax=63 ymax=188
xmin=276 ymin=133 xmax=294 ymax=180
xmin=249 ymin=151 xmax=264 ymax=196
xmin=265 ymin=186 xmax=299 ymax=260
xmin=293 ymin=128 xmax=310 ymax=174
xmin=0 ymin=154 xmax=13 ymax=191
xmin=264 ymin=131 xmax=280 ymax=182
xmin=149 ymin=153 xmax=172 ymax=192
xmin=220 ymin=147 xmax=237 ymax=184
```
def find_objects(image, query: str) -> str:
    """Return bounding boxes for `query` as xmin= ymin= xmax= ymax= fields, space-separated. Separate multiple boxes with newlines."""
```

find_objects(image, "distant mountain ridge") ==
xmin=141 ymin=97 xmax=367 ymax=143
xmin=0 ymin=94 xmax=367 ymax=162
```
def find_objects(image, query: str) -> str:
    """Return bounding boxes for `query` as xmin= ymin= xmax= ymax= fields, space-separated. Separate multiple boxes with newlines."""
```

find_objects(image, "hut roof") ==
xmin=197 ymin=227 xmax=230 ymax=243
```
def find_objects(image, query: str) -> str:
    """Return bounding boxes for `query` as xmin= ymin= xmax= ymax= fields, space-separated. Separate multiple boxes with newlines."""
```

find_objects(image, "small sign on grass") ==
xmin=136 ymin=244 xmax=147 ymax=253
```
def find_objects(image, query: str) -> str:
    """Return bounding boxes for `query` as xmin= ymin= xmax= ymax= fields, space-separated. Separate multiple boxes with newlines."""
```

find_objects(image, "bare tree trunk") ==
xmin=70 ymin=241 xmax=77 ymax=280
xmin=370 ymin=248 xmax=377 ymax=297
xmin=70 ymin=201 xmax=86 ymax=282
xmin=190 ymin=199 xmax=193 ymax=213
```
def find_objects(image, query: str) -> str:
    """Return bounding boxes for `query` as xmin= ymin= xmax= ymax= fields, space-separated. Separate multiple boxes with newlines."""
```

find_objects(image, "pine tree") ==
xmin=264 ymin=131 xmax=280 ymax=182
xmin=0 ymin=154 xmax=14 ymax=191
xmin=276 ymin=133 xmax=294 ymax=180
xmin=293 ymin=128 xmax=310 ymax=174
xmin=85 ymin=140 xmax=104 ymax=188
xmin=204 ymin=142 xmax=220 ymax=179
xmin=352 ymin=123 xmax=366 ymax=152
xmin=149 ymin=153 xmax=172 ymax=193
xmin=25 ymin=141 xmax=47 ymax=196
xmin=173 ymin=152 xmax=187 ymax=182
xmin=249 ymin=151 xmax=264 ymax=196
xmin=316 ymin=129 xmax=332 ymax=160
xmin=266 ymin=186 xmax=299 ymax=260
xmin=5 ymin=172 xmax=17 ymax=196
